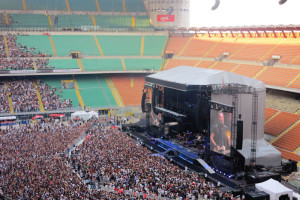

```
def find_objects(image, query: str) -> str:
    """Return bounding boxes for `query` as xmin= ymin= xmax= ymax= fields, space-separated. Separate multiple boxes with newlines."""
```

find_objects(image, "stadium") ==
xmin=0 ymin=0 xmax=299 ymax=199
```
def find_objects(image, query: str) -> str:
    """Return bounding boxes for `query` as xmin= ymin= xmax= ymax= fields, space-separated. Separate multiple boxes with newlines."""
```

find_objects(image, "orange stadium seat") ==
xmin=165 ymin=59 xmax=199 ymax=70
xmin=264 ymin=44 xmax=300 ymax=64
xmin=230 ymin=43 xmax=275 ymax=61
xmin=257 ymin=67 xmax=300 ymax=87
xmin=181 ymin=38 xmax=218 ymax=57
xmin=265 ymin=107 xmax=278 ymax=121
xmin=276 ymin=148 xmax=300 ymax=162
xmin=166 ymin=36 xmax=190 ymax=55
xmin=111 ymin=75 xmax=145 ymax=106
xmin=197 ymin=60 xmax=215 ymax=68
xmin=264 ymin=111 xmax=300 ymax=136
xmin=273 ymin=123 xmax=300 ymax=151
xmin=289 ymin=76 xmax=300 ymax=89
xmin=211 ymin=62 xmax=238 ymax=71
xmin=207 ymin=40 xmax=244 ymax=58
xmin=232 ymin=64 xmax=264 ymax=78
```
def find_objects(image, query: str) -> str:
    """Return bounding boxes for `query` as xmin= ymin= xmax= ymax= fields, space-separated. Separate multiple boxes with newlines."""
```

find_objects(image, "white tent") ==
xmin=71 ymin=111 xmax=98 ymax=121
xmin=255 ymin=178 xmax=293 ymax=200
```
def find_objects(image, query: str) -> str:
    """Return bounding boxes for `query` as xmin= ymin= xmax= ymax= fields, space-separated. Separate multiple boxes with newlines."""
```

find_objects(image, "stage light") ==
xmin=279 ymin=0 xmax=287 ymax=5
xmin=211 ymin=0 xmax=220 ymax=10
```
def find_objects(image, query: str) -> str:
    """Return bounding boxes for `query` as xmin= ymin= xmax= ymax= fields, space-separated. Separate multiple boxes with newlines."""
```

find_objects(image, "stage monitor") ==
xmin=210 ymin=109 xmax=232 ymax=156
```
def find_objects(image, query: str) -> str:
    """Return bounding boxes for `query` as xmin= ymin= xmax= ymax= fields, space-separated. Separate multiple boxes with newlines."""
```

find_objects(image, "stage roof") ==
xmin=145 ymin=66 xmax=265 ymax=91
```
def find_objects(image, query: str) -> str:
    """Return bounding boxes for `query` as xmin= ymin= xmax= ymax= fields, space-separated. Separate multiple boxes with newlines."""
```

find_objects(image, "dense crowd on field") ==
xmin=0 ymin=117 xmax=242 ymax=199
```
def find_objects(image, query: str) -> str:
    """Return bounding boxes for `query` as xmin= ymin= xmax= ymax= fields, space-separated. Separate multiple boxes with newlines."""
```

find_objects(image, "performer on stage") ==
xmin=210 ymin=111 xmax=231 ymax=155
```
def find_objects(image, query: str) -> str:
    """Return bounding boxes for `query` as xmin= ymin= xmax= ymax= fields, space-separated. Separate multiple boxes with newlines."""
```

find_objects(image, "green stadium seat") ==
xmin=17 ymin=35 xmax=54 ymax=56
xmin=26 ymin=0 xmax=67 ymax=10
xmin=68 ymin=0 xmax=97 ymax=11
xmin=82 ymin=59 xmax=123 ymax=71
xmin=125 ymin=59 xmax=163 ymax=71
xmin=97 ymin=35 xmax=141 ymax=56
xmin=10 ymin=14 xmax=49 ymax=28
xmin=143 ymin=36 xmax=167 ymax=56
xmin=0 ymin=0 xmax=23 ymax=10
xmin=51 ymin=15 xmax=94 ymax=29
xmin=98 ymin=0 xmax=123 ymax=12
xmin=48 ymin=59 xmax=79 ymax=69
xmin=94 ymin=15 xmax=132 ymax=29
xmin=125 ymin=0 xmax=146 ymax=12
xmin=52 ymin=35 xmax=100 ymax=56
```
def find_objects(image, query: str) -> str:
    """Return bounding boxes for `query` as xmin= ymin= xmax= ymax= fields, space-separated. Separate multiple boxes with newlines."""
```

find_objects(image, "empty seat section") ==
xmin=197 ymin=61 xmax=215 ymax=68
xmin=26 ymin=0 xmax=67 ymax=10
xmin=98 ymin=0 xmax=123 ymax=12
xmin=207 ymin=39 xmax=244 ymax=58
xmin=94 ymin=15 xmax=132 ymax=28
xmin=212 ymin=62 xmax=238 ymax=71
xmin=257 ymin=67 xmax=300 ymax=87
xmin=276 ymin=148 xmax=300 ymax=162
xmin=230 ymin=43 xmax=275 ymax=61
xmin=10 ymin=14 xmax=49 ymax=28
xmin=265 ymin=107 xmax=278 ymax=121
xmin=95 ymin=75 xmax=118 ymax=107
xmin=265 ymin=44 xmax=300 ymax=64
xmin=68 ymin=0 xmax=97 ymax=11
xmin=292 ymin=57 xmax=300 ymax=65
xmin=182 ymin=38 xmax=218 ymax=57
xmin=273 ymin=123 xmax=300 ymax=151
xmin=264 ymin=111 xmax=300 ymax=136
xmin=135 ymin=16 xmax=152 ymax=28
xmin=76 ymin=75 xmax=117 ymax=108
xmin=48 ymin=59 xmax=79 ymax=69
xmin=232 ymin=64 xmax=264 ymax=78
xmin=143 ymin=36 xmax=167 ymax=56
xmin=289 ymin=76 xmax=300 ymax=89
xmin=125 ymin=0 xmax=146 ymax=12
xmin=111 ymin=75 xmax=145 ymax=106
xmin=97 ymin=35 xmax=141 ymax=56
xmin=0 ymin=0 xmax=23 ymax=10
xmin=165 ymin=59 xmax=199 ymax=70
xmin=125 ymin=59 xmax=163 ymax=71
xmin=17 ymin=35 xmax=54 ymax=56
xmin=39 ymin=76 xmax=80 ymax=108
xmin=166 ymin=36 xmax=190 ymax=55
xmin=52 ymin=35 xmax=99 ymax=56
xmin=52 ymin=15 xmax=93 ymax=28
xmin=81 ymin=59 xmax=123 ymax=71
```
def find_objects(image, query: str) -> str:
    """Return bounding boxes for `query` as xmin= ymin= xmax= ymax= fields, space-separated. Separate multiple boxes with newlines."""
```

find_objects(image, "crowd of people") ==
xmin=70 ymin=122 xmax=237 ymax=199
xmin=37 ymin=79 xmax=73 ymax=111
xmin=0 ymin=81 xmax=10 ymax=113
xmin=8 ymin=79 xmax=40 ymax=112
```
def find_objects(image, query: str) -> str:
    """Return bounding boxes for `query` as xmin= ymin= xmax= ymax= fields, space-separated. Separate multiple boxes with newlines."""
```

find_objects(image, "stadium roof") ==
xmin=145 ymin=66 xmax=265 ymax=92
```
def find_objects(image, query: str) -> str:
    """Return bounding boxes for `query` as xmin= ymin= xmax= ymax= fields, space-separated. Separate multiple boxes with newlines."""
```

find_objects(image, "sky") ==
xmin=190 ymin=0 xmax=300 ymax=27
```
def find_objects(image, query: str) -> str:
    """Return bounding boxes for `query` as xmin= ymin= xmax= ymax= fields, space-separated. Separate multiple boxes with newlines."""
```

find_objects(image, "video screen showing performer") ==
xmin=210 ymin=110 xmax=232 ymax=156
xmin=150 ymin=109 xmax=160 ymax=127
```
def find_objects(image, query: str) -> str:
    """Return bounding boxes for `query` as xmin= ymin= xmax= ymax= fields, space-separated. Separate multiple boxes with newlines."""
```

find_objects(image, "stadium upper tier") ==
xmin=0 ymin=0 xmax=146 ymax=12
xmin=5 ymin=14 xmax=153 ymax=31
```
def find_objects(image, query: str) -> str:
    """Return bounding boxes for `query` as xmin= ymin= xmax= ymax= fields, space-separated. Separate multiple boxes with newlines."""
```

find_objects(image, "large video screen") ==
xmin=210 ymin=109 xmax=232 ymax=156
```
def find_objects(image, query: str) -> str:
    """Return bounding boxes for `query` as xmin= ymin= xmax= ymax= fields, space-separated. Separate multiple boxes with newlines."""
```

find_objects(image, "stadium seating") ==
xmin=75 ymin=75 xmax=117 ymax=108
xmin=232 ymin=64 xmax=264 ymax=78
xmin=211 ymin=62 xmax=238 ymax=71
xmin=94 ymin=15 xmax=132 ymax=29
xmin=52 ymin=35 xmax=99 ymax=56
xmin=68 ymin=0 xmax=97 ymax=11
xmin=181 ymin=38 xmax=218 ymax=57
xmin=111 ymin=75 xmax=145 ymax=106
xmin=10 ymin=14 xmax=49 ymax=29
xmin=47 ymin=59 xmax=79 ymax=69
xmin=256 ymin=67 xmax=300 ymax=88
xmin=206 ymin=38 xmax=244 ymax=58
xmin=98 ymin=0 xmax=123 ymax=12
xmin=97 ymin=35 xmax=141 ymax=56
xmin=165 ymin=59 xmax=199 ymax=70
xmin=230 ymin=43 xmax=275 ymax=61
xmin=264 ymin=111 xmax=300 ymax=136
xmin=265 ymin=107 xmax=278 ymax=121
xmin=276 ymin=148 xmax=300 ymax=162
xmin=51 ymin=14 xmax=94 ymax=29
xmin=125 ymin=0 xmax=146 ymax=12
xmin=197 ymin=60 xmax=215 ymax=68
xmin=124 ymin=58 xmax=163 ymax=71
xmin=143 ymin=36 xmax=167 ymax=56
xmin=166 ymin=36 xmax=190 ymax=55
xmin=0 ymin=0 xmax=23 ymax=10
xmin=26 ymin=0 xmax=67 ymax=10
xmin=81 ymin=59 xmax=123 ymax=71
xmin=273 ymin=122 xmax=300 ymax=151
xmin=16 ymin=35 xmax=54 ymax=56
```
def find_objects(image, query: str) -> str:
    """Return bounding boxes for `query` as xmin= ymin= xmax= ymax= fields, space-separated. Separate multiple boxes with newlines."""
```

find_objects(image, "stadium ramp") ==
xmin=4 ymin=81 xmax=14 ymax=114
xmin=33 ymin=80 xmax=45 ymax=112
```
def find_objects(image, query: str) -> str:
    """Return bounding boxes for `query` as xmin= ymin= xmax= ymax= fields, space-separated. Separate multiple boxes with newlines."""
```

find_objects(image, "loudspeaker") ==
xmin=236 ymin=120 xmax=243 ymax=150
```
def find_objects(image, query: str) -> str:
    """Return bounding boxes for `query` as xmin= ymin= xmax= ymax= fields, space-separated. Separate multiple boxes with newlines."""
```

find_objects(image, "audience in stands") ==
xmin=6 ymin=34 xmax=52 ymax=57
xmin=0 ymin=81 xmax=10 ymax=113
xmin=8 ymin=79 xmax=40 ymax=112
xmin=0 ymin=58 xmax=34 ymax=70
xmin=37 ymin=79 xmax=73 ymax=111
